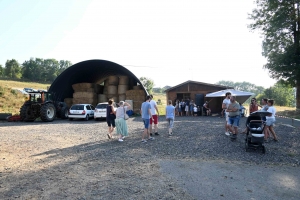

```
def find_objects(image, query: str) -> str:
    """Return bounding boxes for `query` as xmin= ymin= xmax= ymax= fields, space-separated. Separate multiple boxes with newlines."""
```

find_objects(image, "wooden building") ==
xmin=164 ymin=80 xmax=233 ymax=113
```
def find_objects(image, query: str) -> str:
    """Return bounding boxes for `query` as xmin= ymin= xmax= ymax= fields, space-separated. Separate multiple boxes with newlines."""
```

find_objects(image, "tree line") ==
xmin=0 ymin=58 xmax=72 ymax=82
xmin=249 ymin=0 xmax=300 ymax=109
xmin=216 ymin=80 xmax=295 ymax=107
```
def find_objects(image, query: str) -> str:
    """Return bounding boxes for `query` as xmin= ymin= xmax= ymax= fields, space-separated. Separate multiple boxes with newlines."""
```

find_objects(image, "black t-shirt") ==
xmin=106 ymin=105 xmax=115 ymax=119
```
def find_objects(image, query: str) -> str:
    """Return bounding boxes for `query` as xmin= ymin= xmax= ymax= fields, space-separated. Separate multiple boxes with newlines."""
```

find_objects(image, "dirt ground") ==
xmin=0 ymin=116 xmax=299 ymax=199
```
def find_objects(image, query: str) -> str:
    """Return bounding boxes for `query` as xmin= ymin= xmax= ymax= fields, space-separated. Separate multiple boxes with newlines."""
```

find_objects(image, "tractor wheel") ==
xmin=60 ymin=106 xmax=69 ymax=119
xmin=40 ymin=103 xmax=56 ymax=122
xmin=20 ymin=104 xmax=35 ymax=122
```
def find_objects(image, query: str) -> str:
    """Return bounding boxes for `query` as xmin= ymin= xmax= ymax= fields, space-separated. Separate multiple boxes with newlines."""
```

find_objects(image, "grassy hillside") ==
xmin=0 ymin=80 xmax=50 ymax=115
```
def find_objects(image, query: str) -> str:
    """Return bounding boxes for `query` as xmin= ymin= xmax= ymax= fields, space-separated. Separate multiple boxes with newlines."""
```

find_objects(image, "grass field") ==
xmin=0 ymin=80 xmax=50 ymax=115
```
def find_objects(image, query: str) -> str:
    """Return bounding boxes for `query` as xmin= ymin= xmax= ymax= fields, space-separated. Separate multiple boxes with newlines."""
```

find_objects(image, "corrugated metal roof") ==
xmin=49 ymin=59 xmax=147 ymax=102
xmin=164 ymin=80 xmax=233 ymax=92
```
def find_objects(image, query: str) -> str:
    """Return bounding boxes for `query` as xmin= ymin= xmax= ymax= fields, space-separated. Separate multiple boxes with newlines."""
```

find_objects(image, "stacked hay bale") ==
xmin=106 ymin=76 xmax=119 ymax=103
xmin=118 ymin=76 xmax=129 ymax=102
xmin=72 ymin=83 xmax=97 ymax=106
xmin=125 ymin=87 xmax=146 ymax=113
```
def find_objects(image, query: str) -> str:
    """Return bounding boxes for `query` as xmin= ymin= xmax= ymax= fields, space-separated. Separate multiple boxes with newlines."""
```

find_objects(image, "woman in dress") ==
xmin=166 ymin=100 xmax=175 ymax=135
xmin=106 ymin=99 xmax=116 ymax=139
xmin=115 ymin=101 xmax=131 ymax=142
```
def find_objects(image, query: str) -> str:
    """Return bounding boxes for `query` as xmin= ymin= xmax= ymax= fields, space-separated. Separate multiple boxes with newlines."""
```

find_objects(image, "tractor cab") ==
xmin=27 ymin=91 xmax=53 ymax=103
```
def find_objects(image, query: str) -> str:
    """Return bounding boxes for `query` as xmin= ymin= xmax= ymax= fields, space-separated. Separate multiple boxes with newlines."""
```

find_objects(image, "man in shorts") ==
xmin=149 ymin=94 xmax=160 ymax=136
xmin=226 ymin=96 xmax=240 ymax=139
xmin=141 ymin=95 xmax=154 ymax=143
xmin=222 ymin=92 xmax=231 ymax=136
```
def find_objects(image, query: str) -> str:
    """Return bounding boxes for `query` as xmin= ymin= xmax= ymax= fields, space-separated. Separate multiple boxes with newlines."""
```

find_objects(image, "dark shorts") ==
xmin=150 ymin=115 xmax=158 ymax=124
xmin=107 ymin=118 xmax=115 ymax=127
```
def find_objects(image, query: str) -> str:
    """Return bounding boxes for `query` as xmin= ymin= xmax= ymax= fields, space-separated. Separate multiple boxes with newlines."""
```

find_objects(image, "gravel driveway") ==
xmin=0 ymin=116 xmax=299 ymax=199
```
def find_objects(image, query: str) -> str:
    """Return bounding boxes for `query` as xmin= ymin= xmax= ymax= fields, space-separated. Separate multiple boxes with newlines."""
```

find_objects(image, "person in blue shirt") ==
xmin=166 ymin=100 xmax=175 ymax=135
xmin=140 ymin=95 xmax=154 ymax=143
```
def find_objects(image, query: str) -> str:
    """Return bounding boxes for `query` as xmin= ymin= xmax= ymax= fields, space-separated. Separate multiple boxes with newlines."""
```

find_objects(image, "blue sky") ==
xmin=0 ymin=0 xmax=276 ymax=88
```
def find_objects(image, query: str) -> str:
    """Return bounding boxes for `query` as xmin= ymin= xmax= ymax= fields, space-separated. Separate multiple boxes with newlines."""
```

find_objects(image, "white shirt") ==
xmin=150 ymin=100 xmax=157 ymax=115
xmin=223 ymin=98 xmax=230 ymax=114
xmin=193 ymin=107 xmax=198 ymax=112
xmin=266 ymin=106 xmax=276 ymax=119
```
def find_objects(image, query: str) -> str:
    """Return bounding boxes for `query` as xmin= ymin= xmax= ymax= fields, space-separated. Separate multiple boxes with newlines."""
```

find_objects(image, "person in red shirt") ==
xmin=249 ymin=98 xmax=259 ymax=114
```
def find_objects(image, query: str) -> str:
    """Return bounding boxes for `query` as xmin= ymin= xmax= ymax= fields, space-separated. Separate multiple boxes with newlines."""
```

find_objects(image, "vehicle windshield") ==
xmin=71 ymin=105 xmax=84 ymax=110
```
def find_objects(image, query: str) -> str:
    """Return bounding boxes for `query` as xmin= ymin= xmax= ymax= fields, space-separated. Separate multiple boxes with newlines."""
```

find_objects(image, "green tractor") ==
xmin=20 ymin=91 xmax=69 ymax=122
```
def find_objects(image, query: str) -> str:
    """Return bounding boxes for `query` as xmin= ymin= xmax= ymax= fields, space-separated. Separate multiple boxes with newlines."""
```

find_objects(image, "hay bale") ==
xmin=107 ymin=85 xmax=117 ymax=94
xmin=119 ymin=76 xmax=129 ymax=85
xmin=133 ymin=85 xmax=142 ymax=90
xmin=118 ymin=85 xmax=128 ymax=94
xmin=98 ymin=94 xmax=107 ymax=103
xmin=119 ymin=94 xmax=126 ymax=101
xmin=108 ymin=76 xmax=119 ymax=85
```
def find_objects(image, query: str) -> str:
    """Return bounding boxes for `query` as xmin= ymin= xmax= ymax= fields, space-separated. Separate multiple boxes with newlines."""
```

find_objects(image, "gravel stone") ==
xmin=0 ymin=116 xmax=299 ymax=199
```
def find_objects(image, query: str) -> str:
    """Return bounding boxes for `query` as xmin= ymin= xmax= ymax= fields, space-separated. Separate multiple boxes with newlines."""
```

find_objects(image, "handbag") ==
xmin=123 ymin=107 xmax=129 ymax=120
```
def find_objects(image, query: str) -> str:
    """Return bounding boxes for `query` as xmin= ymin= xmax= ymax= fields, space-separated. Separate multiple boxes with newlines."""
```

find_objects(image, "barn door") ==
xmin=195 ymin=94 xmax=204 ymax=106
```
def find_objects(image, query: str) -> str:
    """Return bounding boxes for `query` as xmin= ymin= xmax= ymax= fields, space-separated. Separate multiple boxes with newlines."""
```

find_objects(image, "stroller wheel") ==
xmin=262 ymin=146 xmax=266 ymax=154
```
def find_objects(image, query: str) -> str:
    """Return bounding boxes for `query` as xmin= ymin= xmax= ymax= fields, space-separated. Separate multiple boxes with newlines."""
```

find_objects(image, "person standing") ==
xmin=140 ymin=96 xmax=154 ymax=143
xmin=259 ymin=98 xmax=269 ymax=121
xmin=249 ymin=98 xmax=259 ymax=114
xmin=106 ymin=99 xmax=116 ymax=139
xmin=190 ymin=100 xmax=194 ymax=116
xmin=178 ymin=100 xmax=182 ymax=116
xmin=264 ymin=99 xmax=278 ymax=142
xmin=222 ymin=92 xmax=231 ymax=136
xmin=175 ymin=100 xmax=179 ymax=116
xmin=226 ymin=96 xmax=240 ymax=139
xmin=115 ymin=101 xmax=131 ymax=142
xmin=180 ymin=99 xmax=185 ymax=116
xmin=185 ymin=98 xmax=190 ymax=116
xmin=165 ymin=100 xmax=175 ymax=135
xmin=203 ymin=101 xmax=211 ymax=116
xmin=149 ymin=94 xmax=160 ymax=136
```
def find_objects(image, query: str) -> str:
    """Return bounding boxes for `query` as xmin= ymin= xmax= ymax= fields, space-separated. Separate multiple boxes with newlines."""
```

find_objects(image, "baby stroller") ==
xmin=245 ymin=115 xmax=266 ymax=154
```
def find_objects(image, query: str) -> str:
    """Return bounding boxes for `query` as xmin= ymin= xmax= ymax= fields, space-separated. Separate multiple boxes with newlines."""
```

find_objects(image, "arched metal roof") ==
xmin=49 ymin=59 xmax=147 ymax=102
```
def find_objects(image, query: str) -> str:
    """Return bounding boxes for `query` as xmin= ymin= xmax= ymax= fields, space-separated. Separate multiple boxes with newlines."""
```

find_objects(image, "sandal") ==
xmin=107 ymin=134 xmax=111 ymax=139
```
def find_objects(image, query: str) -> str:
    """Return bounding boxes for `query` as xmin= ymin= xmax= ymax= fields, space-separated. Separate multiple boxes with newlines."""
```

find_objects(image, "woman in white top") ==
xmin=264 ymin=99 xmax=278 ymax=142
xmin=115 ymin=101 xmax=131 ymax=142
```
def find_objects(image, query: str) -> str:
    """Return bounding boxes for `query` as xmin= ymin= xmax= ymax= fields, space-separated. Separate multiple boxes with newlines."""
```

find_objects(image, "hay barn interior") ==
xmin=49 ymin=60 xmax=147 ymax=113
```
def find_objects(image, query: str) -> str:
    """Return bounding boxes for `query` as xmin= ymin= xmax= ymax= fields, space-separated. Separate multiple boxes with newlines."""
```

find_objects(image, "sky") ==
xmin=0 ymin=0 xmax=276 ymax=88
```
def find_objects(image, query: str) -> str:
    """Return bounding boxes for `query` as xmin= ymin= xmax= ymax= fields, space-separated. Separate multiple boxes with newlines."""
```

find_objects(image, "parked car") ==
xmin=24 ymin=88 xmax=34 ymax=93
xmin=94 ymin=102 xmax=117 ymax=120
xmin=68 ymin=104 xmax=95 ymax=121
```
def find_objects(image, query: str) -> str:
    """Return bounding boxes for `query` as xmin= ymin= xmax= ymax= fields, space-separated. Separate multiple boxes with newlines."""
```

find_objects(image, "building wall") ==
xmin=166 ymin=82 xmax=229 ymax=113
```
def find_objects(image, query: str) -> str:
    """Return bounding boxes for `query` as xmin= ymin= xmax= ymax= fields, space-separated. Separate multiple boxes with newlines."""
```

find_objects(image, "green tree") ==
xmin=216 ymin=80 xmax=265 ymax=104
xmin=5 ymin=59 xmax=21 ymax=79
xmin=262 ymin=82 xmax=295 ymax=107
xmin=0 ymin=64 xmax=4 ymax=77
xmin=140 ymin=77 xmax=154 ymax=94
xmin=249 ymin=1 xmax=300 ymax=109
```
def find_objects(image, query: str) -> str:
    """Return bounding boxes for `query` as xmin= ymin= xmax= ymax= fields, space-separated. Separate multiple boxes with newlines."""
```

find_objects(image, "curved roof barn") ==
xmin=49 ymin=59 xmax=147 ymax=102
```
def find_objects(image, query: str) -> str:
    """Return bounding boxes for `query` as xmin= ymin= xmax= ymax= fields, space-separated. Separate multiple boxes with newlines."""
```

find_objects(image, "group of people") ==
xmin=106 ymin=94 xmax=163 ymax=143
xmin=222 ymin=92 xmax=278 ymax=142
xmin=106 ymin=92 xmax=278 ymax=143
xmin=174 ymin=99 xmax=211 ymax=116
